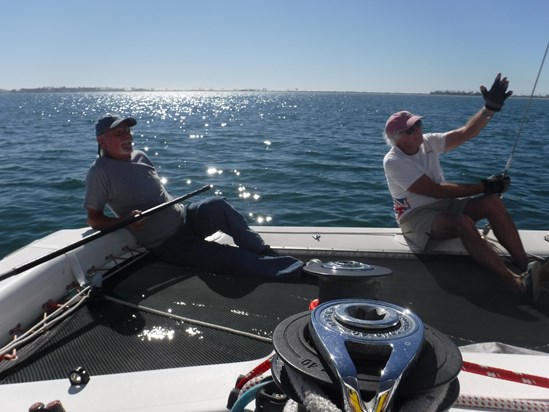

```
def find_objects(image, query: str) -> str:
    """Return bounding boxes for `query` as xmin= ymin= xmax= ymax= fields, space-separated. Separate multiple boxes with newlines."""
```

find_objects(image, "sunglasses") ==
xmin=403 ymin=120 xmax=422 ymax=135
xmin=102 ymin=126 xmax=133 ymax=138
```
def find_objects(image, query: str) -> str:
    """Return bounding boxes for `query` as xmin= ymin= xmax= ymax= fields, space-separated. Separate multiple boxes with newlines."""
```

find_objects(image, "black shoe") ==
xmin=260 ymin=245 xmax=280 ymax=257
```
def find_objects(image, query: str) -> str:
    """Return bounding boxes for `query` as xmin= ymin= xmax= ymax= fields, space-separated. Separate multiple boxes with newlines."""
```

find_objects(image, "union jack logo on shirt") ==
xmin=393 ymin=197 xmax=410 ymax=220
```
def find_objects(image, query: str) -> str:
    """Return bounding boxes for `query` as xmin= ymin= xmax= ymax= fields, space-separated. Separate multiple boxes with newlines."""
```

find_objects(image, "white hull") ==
xmin=1 ymin=352 xmax=548 ymax=412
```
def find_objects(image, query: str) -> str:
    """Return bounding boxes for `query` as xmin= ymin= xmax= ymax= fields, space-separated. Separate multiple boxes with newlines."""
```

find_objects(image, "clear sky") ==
xmin=1 ymin=0 xmax=548 ymax=95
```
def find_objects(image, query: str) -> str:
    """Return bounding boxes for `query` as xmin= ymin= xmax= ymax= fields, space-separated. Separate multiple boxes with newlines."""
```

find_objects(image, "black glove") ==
xmin=480 ymin=73 xmax=513 ymax=112
xmin=482 ymin=173 xmax=511 ymax=194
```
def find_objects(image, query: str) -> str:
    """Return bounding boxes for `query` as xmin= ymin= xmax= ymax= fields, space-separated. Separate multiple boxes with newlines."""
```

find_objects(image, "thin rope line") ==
xmin=483 ymin=40 xmax=549 ymax=238
xmin=504 ymin=40 xmax=549 ymax=174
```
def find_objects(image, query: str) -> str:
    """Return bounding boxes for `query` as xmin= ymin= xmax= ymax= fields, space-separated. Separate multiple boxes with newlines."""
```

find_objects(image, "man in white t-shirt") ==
xmin=382 ymin=73 xmax=541 ymax=304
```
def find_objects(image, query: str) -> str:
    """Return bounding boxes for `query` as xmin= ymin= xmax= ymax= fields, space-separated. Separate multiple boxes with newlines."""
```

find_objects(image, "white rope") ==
xmin=283 ymin=399 xmax=301 ymax=412
xmin=0 ymin=288 xmax=91 ymax=357
xmin=456 ymin=394 xmax=549 ymax=411
xmin=281 ymin=363 xmax=457 ymax=412
xmin=239 ymin=375 xmax=267 ymax=395
xmin=284 ymin=366 xmax=342 ymax=412
xmin=0 ymin=249 xmax=148 ymax=359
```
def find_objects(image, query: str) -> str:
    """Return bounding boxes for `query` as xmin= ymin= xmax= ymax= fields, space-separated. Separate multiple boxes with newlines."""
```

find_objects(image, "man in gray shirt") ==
xmin=84 ymin=115 xmax=303 ymax=278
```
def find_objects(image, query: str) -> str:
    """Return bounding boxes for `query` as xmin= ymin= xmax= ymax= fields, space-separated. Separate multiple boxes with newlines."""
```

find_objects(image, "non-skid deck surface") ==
xmin=294 ymin=250 xmax=549 ymax=352
xmin=0 ymin=254 xmax=318 ymax=384
xmin=359 ymin=252 xmax=549 ymax=352
xmin=1 ymin=251 xmax=548 ymax=385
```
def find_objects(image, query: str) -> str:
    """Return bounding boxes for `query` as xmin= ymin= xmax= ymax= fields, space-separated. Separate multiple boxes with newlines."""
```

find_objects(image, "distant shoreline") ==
xmin=0 ymin=86 xmax=547 ymax=98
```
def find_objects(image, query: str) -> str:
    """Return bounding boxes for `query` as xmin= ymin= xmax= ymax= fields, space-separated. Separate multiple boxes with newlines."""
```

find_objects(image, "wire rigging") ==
xmin=482 ymin=41 xmax=548 ymax=239
xmin=504 ymin=40 xmax=549 ymax=174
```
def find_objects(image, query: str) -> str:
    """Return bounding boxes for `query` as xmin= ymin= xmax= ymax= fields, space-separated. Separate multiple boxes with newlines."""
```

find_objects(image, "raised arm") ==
xmin=445 ymin=73 xmax=512 ymax=151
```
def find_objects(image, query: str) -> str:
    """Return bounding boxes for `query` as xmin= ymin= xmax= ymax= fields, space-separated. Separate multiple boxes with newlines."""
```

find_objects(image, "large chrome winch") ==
xmin=272 ymin=299 xmax=462 ymax=412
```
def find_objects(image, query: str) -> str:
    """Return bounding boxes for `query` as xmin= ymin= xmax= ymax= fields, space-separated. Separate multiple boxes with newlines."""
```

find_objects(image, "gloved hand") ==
xmin=480 ymin=73 xmax=513 ymax=112
xmin=482 ymin=173 xmax=511 ymax=194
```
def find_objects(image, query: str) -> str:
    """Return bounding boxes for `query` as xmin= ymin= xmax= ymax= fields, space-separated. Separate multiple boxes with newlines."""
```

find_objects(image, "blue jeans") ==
xmin=151 ymin=197 xmax=303 ymax=278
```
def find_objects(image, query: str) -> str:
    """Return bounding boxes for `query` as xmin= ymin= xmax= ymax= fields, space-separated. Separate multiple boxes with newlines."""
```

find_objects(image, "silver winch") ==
xmin=271 ymin=299 xmax=462 ymax=412
xmin=304 ymin=259 xmax=392 ymax=302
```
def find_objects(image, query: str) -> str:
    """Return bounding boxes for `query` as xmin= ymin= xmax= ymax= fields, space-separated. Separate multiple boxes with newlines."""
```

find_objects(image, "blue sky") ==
xmin=1 ymin=0 xmax=548 ymax=95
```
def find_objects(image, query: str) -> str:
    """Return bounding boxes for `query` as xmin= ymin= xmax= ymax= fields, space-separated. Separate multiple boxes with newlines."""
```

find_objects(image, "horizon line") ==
xmin=1 ymin=86 xmax=548 ymax=98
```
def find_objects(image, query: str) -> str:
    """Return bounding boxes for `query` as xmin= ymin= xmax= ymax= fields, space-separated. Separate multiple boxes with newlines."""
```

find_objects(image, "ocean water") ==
xmin=1 ymin=91 xmax=548 ymax=259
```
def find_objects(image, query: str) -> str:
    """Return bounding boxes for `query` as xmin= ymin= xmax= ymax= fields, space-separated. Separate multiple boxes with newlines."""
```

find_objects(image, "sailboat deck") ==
xmin=1 ymin=249 xmax=547 ymax=386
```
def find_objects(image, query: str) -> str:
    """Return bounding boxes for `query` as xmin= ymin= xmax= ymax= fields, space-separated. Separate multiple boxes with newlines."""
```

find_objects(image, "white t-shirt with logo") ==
xmin=383 ymin=132 xmax=447 ymax=222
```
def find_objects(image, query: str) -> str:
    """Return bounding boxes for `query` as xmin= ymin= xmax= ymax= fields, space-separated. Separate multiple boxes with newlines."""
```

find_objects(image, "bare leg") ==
xmin=464 ymin=195 xmax=528 ymax=272
xmin=430 ymin=213 xmax=521 ymax=290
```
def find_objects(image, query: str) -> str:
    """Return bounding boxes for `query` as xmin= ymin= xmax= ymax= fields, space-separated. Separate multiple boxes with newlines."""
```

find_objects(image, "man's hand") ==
xmin=480 ymin=73 xmax=513 ymax=112
xmin=482 ymin=173 xmax=511 ymax=194
xmin=129 ymin=210 xmax=146 ymax=230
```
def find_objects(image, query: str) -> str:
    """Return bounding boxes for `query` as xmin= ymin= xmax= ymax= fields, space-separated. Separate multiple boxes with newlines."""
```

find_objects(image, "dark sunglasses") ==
xmin=404 ymin=120 xmax=422 ymax=135
xmin=102 ymin=126 xmax=133 ymax=138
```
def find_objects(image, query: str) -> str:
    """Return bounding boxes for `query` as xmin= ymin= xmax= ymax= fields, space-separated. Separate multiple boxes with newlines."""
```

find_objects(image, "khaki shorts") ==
xmin=398 ymin=198 xmax=471 ymax=249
